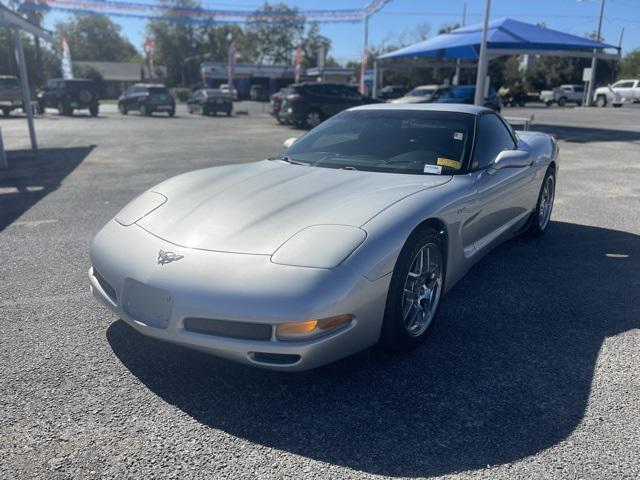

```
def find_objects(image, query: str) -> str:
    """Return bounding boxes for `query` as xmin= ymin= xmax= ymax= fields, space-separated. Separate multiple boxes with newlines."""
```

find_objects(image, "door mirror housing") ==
xmin=489 ymin=150 xmax=531 ymax=174
xmin=282 ymin=137 xmax=298 ymax=149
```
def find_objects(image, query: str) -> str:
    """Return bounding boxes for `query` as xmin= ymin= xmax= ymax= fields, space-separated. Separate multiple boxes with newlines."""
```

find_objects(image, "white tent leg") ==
xmin=14 ymin=28 xmax=38 ymax=152
xmin=474 ymin=0 xmax=492 ymax=106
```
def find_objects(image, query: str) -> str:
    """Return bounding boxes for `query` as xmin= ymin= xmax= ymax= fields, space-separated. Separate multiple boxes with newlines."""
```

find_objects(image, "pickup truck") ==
xmin=594 ymin=79 xmax=640 ymax=107
xmin=0 ymin=75 xmax=23 ymax=117
xmin=540 ymin=84 xmax=584 ymax=107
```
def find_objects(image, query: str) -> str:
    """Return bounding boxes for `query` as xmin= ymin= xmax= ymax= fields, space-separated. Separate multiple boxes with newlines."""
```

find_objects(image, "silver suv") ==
xmin=0 ymin=75 xmax=23 ymax=117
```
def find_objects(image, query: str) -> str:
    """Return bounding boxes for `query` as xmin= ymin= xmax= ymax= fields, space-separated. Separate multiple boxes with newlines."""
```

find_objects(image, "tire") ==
xmin=168 ymin=109 xmax=175 ymax=117
xmin=596 ymin=95 xmax=607 ymax=108
xmin=118 ymin=103 xmax=128 ymax=115
xmin=526 ymin=168 xmax=556 ymax=237
xmin=226 ymin=108 xmax=232 ymax=117
xmin=37 ymin=102 xmax=45 ymax=115
xmin=557 ymin=97 xmax=567 ymax=107
xmin=544 ymin=101 xmax=552 ymax=107
xmin=613 ymin=103 xmax=622 ymax=108
xmin=304 ymin=109 xmax=323 ymax=129
xmin=379 ymin=226 xmax=445 ymax=352
xmin=2 ymin=107 xmax=10 ymax=117
xmin=58 ymin=102 xmax=72 ymax=116
xmin=201 ymin=106 xmax=208 ymax=116
xmin=89 ymin=103 xmax=99 ymax=117
xmin=140 ymin=104 xmax=151 ymax=116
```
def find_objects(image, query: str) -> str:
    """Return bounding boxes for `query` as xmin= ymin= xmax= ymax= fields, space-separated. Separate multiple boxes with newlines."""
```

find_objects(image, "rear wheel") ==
xmin=58 ymin=102 xmax=72 ymax=116
xmin=140 ymin=104 xmax=151 ymax=116
xmin=118 ymin=103 xmax=128 ymax=115
xmin=380 ymin=226 xmax=445 ymax=352
xmin=1 ymin=107 xmax=10 ymax=117
xmin=89 ymin=103 xmax=99 ymax=117
xmin=37 ymin=102 xmax=45 ymax=115
xmin=557 ymin=97 xmax=567 ymax=107
xmin=527 ymin=168 xmax=556 ymax=237
xmin=168 ymin=109 xmax=175 ymax=117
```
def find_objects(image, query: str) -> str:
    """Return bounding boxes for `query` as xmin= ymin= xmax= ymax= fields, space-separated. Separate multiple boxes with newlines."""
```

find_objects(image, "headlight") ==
xmin=276 ymin=314 xmax=353 ymax=341
xmin=114 ymin=191 xmax=167 ymax=226
xmin=270 ymin=225 xmax=366 ymax=269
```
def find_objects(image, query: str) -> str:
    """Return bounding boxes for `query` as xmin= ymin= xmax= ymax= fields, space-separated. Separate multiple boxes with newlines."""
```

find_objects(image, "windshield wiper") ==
xmin=268 ymin=155 xmax=308 ymax=166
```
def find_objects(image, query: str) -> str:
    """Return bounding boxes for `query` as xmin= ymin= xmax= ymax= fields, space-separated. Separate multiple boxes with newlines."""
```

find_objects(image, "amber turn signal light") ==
xmin=276 ymin=315 xmax=353 ymax=341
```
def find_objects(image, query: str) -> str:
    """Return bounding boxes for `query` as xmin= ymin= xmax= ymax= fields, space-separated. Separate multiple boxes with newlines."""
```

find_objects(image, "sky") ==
xmin=40 ymin=0 xmax=640 ymax=62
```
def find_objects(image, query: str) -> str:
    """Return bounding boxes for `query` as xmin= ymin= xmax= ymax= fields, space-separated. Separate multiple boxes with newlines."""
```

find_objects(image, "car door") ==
xmin=612 ymin=81 xmax=634 ymax=101
xmin=468 ymin=113 xmax=536 ymax=251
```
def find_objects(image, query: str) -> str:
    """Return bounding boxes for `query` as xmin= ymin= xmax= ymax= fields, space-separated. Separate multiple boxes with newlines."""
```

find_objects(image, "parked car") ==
xmin=37 ymin=78 xmax=99 ymax=116
xmin=250 ymin=84 xmax=270 ymax=102
xmin=187 ymin=89 xmax=232 ymax=116
xmin=540 ymin=84 xmax=584 ymax=107
xmin=594 ymin=79 xmax=640 ymax=107
xmin=0 ymin=75 xmax=23 ymax=117
xmin=277 ymin=82 xmax=381 ymax=128
xmin=433 ymin=85 xmax=501 ymax=112
xmin=118 ymin=84 xmax=175 ymax=117
xmin=378 ymin=85 xmax=409 ymax=100
xmin=219 ymin=83 xmax=238 ymax=100
xmin=89 ymin=104 xmax=559 ymax=371
xmin=270 ymin=88 xmax=288 ymax=123
xmin=390 ymin=85 xmax=449 ymax=104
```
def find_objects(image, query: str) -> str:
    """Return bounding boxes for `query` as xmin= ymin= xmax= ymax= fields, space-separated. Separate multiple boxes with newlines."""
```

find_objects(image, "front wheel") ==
xmin=596 ymin=95 xmax=607 ymax=108
xmin=89 ymin=104 xmax=99 ymax=117
xmin=526 ymin=169 xmax=556 ymax=237
xmin=1 ymin=107 xmax=10 ymax=117
xmin=140 ymin=104 xmax=151 ymax=116
xmin=557 ymin=97 xmax=567 ymax=107
xmin=37 ymin=102 xmax=45 ymax=115
xmin=168 ymin=109 xmax=175 ymax=117
xmin=304 ymin=109 xmax=323 ymax=129
xmin=118 ymin=103 xmax=128 ymax=115
xmin=380 ymin=226 xmax=445 ymax=352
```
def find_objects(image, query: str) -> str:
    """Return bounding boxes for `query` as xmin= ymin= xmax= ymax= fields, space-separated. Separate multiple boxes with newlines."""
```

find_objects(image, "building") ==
xmin=200 ymin=62 xmax=298 ymax=100
xmin=305 ymin=67 xmax=355 ymax=84
xmin=73 ymin=61 xmax=168 ymax=98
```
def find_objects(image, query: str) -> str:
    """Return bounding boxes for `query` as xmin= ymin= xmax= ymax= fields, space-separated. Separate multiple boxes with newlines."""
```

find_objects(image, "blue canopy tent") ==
xmin=376 ymin=17 xmax=620 ymax=104
xmin=380 ymin=18 xmax=618 ymax=61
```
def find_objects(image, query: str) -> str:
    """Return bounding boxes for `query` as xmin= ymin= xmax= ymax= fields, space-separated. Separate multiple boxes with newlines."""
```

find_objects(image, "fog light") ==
xmin=276 ymin=315 xmax=353 ymax=341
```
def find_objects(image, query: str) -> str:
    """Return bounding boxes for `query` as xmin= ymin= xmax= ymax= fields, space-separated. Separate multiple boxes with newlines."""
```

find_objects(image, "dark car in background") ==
xmin=377 ymin=85 xmax=409 ymax=100
xmin=250 ymin=84 xmax=270 ymax=102
xmin=0 ymin=75 xmax=23 ymax=117
xmin=37 ymin=78 xmax=99 ymax=116
xmin=118 ymin=84 xmax=175 ymax=117
xmin=433 ymin=85 xmax=502 ymax=112
xmin=277 ymin=82 xmax=381 ymax=128
xmin=187 ymin=89 xmax=232 ymax=116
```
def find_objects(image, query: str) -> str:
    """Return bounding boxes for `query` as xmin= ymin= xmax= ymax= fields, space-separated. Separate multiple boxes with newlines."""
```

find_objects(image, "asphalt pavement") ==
xmin=1 ymin=102 xmax=639 ymax=479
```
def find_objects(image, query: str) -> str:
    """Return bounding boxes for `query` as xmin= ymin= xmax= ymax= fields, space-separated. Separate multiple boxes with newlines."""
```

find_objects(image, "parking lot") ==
xmin=1 ymin=103 xmax=639 ymax=479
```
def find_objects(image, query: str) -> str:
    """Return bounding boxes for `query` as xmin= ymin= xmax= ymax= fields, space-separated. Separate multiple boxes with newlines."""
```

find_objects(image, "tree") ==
xmin=301 ymin=22 xmax=331 ymax=68
xmin=11 ymin=0 xmax=50 ymax=86
xmin=620 ymin=49 xmax=640 ymax=78
xmin=55 ymin=14 xmax=138 ymax=62
xmin=246 ymin=2 xmax=305 ymax=64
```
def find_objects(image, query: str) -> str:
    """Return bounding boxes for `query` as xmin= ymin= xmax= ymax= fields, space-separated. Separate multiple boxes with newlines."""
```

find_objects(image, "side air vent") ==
xmin=94 ymin=268 xmax=117 ymax=303
xmin=183 ymin=317 xmax=272 ymax=341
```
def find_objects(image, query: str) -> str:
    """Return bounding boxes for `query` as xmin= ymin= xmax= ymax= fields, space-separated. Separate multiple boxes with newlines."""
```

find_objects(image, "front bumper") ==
xmin=90 ymin=220 xmax=389 ymax=371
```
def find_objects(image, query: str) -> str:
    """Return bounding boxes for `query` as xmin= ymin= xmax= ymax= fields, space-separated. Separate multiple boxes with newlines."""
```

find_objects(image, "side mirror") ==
xmin=282 ymin=137 xmax=298 ymax=149
xmin=489 ymin=150 xmax=531 ymax=174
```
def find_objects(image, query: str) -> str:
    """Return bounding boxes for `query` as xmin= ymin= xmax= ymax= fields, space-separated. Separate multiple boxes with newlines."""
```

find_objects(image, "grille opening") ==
xmin=183 ymin=317 xmax=272 ymax=341
xmin=249 ymin=352 xmax=301 ymax=366
xmin=93 ymin=268 xmax=117 ymax=303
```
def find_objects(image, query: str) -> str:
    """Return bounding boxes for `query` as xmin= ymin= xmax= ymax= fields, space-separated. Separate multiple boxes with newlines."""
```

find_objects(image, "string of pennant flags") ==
xmin=16 ymin=0 xmax=392 ymax=25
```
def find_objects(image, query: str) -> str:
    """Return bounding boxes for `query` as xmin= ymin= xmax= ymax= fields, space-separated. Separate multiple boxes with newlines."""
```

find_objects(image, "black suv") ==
xmin=118 ymin=84 xmax=175 ymax=117
xmin=37 ymin=78 xmax=99 ymax=116
xmin=277 ymin=83 xmax=380 ymax=128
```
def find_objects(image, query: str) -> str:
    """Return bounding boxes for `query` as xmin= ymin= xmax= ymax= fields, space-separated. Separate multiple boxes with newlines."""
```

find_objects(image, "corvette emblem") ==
xmin=157 ymin=249 xmax=184 ymax=265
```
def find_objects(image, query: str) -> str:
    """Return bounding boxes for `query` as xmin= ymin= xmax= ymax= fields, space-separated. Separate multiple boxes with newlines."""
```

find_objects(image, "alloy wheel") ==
xmin=538 ymin=175 xmax=555 ymax=230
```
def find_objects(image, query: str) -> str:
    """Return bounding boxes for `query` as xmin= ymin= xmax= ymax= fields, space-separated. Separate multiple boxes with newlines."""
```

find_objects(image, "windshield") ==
xmin=0 ymin=78 xmax=19 ymax=88
xmin=205 ymin=89 xmax=224 ymax=97
xmin=148 ymin=87 xmax=170 ymax=95
xmin=407 ymin=87 xmax=435 ymax=97
xmin=282 ymin=110 xmax=475 ymax=175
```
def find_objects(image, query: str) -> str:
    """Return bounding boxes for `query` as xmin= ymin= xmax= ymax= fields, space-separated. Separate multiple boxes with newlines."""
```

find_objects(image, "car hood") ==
xmin=136 ymin=160 xmax=451 ymax=254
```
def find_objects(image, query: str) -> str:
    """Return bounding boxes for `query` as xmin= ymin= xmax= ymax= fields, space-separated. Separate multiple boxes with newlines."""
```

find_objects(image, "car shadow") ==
xmin=0 ymin=146 xmax=94 ymax=231
xmin=534 ymin=124 xmax=640 ymax=143
xmin=106 ymin=221 xmax=639 ymax=477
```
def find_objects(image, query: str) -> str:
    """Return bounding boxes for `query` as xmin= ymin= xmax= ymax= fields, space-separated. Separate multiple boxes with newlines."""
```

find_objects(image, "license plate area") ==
xmin=123 ymin=278 xmax=173 ymax=329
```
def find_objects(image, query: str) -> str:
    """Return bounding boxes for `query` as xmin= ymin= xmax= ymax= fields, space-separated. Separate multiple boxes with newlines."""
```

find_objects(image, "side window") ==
xmin=473 ymin=114 xmax=516 ymax=169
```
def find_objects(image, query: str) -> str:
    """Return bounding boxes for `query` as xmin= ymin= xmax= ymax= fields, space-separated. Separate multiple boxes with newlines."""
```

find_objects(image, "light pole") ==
xmin=585 ymin=0 xmax=606 ymax=107
xmin=474 ymin=0 xmax=492 ymax=106
xmin=454 ymin=2 xmax=467 ymax=86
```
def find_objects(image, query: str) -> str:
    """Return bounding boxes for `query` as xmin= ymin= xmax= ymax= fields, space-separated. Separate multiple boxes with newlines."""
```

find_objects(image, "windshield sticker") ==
xmin=437 ymin=157 xmax=462 ymax=170
xmin=453 ymin=132 xmax=464 ymax=141
xmin=423 ymin=164 xmax=442 ymax=174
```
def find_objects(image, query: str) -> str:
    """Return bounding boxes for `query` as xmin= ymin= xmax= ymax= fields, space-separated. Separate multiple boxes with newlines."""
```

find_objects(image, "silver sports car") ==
xmin=90 ymin=104 xmax=558 ymax=370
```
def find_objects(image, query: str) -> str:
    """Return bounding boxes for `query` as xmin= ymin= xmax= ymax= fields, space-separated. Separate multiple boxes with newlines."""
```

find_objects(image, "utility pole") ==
xmin=585 ymin=0 xmax=606 ymax=107
xmin=360 ymin=13 xmax=369 ymax=94
xmin=454 ymin=2 xmax=467 ymax=86
xmin=474 ymin=0 xmax=492 ymax=106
